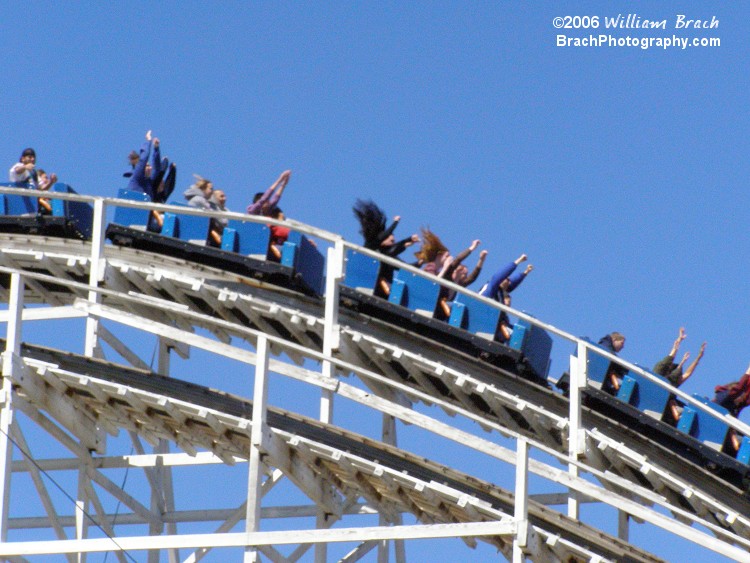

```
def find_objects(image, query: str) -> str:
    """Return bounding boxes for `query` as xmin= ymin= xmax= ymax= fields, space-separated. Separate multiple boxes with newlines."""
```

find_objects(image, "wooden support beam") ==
xmin=13 ymin=363 xmax=104 ymax=453
xmin=275 ymin=436 xmax=345 ymax=517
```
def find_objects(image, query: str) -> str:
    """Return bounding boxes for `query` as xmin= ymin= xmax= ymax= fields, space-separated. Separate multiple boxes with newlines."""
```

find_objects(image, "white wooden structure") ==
xmin=0 ymin=188 xmax=749 ymax=562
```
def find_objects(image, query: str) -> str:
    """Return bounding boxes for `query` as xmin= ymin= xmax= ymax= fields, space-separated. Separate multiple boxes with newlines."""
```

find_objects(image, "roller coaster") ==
xmin=0 ymin=183 xmax=749 ymax=562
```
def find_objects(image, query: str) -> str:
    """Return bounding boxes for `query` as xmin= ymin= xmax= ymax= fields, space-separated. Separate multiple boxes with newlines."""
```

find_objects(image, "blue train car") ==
xmin=617 ymin=371 xmax=672 ymax=420
xmin=107 ymin=198 xmax=324 ymax=296
xmin=2 ymin=181 xmax=750 ymax=492
xmin=0 ymin=183 xmax=92 ymax=239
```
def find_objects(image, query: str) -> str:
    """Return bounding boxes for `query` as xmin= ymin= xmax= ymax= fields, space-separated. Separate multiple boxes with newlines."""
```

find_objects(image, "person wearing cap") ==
xmin=9 ymin=148 xmax=57 ymax=190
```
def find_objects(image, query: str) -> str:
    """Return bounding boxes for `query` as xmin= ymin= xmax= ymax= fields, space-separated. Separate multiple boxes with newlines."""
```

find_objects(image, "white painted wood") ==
xmin=513 ymin=439 xmax=529 ymax=562
xmin=85 ymin=198 xmax=106 ymax=357
xmin=0 ymin=254 xmax=66 ymax=306
xmin=0 ymin=373 xmax=14 ymax=545
xmin=0 ymin=521 xmax=520 ymax=556
xmin=79 ymin=479 xmax=127 ymax=563
xmin=0 ymin=305 xmax=85 ymax=323
xmin=10 ymin=425 xmax=69 ymax=545
xmin=245 ymin=335 xmax=269 ymax=563
xmin=76 ymin=465 xmax=89 ymax=563
xmin=20 ymin=340 xmax=750 ymax=560
xmin=13 ymin=364 xmax=104 ymax=453
xmin=2 ymin=203 xmax=749 ymax=561
xmin=567 ymin=343 xmax=586 ymax=520
xmin=320 ymin=239 xmax=344 ymax=433
xmin=0 ymin=274 xmax=23 ymax=543
xmin=4 ymin=273 xmax=24 ymax=356
xmin=271 ymin=435 xmax=344 ymax=516
xmin=84 ymin=465 xmax=161 ymax=528
xmin=378 ymin=414 xmax=397 ymax=563
xmin=97 ymin=324 xmax=150 ymax=371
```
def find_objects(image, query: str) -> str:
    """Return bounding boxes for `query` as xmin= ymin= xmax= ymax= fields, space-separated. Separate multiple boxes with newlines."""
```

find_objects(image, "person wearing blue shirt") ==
xmin=125 ymin=130 xmax=176 ymax=203
xmin=479 ymin=253 xmax=533 ymax=301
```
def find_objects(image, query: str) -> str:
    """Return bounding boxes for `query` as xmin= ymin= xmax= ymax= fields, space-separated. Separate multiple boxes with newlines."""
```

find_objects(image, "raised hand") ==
xmin=677 ymin=327 xmax=687 ymax=344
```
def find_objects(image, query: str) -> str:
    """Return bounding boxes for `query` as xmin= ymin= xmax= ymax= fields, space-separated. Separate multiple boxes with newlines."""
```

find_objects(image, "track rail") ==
xmin=0 ymin=227 xmax=749 ymax=561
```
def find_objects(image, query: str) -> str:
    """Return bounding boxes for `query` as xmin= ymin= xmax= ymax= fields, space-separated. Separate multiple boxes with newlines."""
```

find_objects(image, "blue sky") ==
xmin=1 ymin=2 xmax=748 ymax=562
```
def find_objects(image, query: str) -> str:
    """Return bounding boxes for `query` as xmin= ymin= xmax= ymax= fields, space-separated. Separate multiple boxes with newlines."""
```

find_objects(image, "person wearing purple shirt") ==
xmin=246 ymin=170 xmax=291 ymax=215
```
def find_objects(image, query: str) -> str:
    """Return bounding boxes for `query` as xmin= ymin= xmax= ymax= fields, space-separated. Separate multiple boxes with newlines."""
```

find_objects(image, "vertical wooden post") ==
xmin=0 ymin=273 xmax=23 ymax=544
xmin=85 ymin=198 xmax=106 ymax=357
xmin=512 ymin=439 xmax=529 ymax=563
xmin=316 ymin=239 xmax=344 ymax=563
xmin=76 ymin=467 xmax=89 ymax=563
xmin=568 ymin=341 xmax=587 ymax=519
xmin=245 ymin=335 xmax=269 ymax=563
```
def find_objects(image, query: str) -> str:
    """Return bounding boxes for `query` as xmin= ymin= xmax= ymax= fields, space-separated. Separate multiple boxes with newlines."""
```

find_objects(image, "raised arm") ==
xmin=247 ymin=170 xmax=291 ymax=214
xmin=463 ymin=249 xmax=488 ymax=287
xmin=150 ymin=137 xmax=164 ymax=176
xmin=9 ymin=162 xmax=33 ymax=179
xmin=382 ymin=233 xmax=419 ymax=258
xmin=508 ymin=263 xmax=533 ymax=292
xmin=668 ymin=327 xmax=687 ymax=358
xmin=38 ymin=172 xmax=58 ymax=191
xmin=379 ymin=215 xmax=400 ymax=244
xmin=451 ymin=239 xmax=480 ymax=268
xmin=480 ymin=260 xmax=518 ymax=300
xmin=679 ymin=342 xmax=705 ymax=385
xmin=127 ymin=138 xmax=152 ymax=193
xmin=437 ymin=255 xmax=454 ymax=279
xmin=675 ymin=352 xmax=689 ymax=371
xmin=268 ymin=169 xmax=292 ymax=207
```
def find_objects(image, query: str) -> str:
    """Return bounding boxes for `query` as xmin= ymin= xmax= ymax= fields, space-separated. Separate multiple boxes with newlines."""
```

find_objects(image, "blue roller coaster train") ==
xmin=2 ymin=181 xmax=749 ymax=497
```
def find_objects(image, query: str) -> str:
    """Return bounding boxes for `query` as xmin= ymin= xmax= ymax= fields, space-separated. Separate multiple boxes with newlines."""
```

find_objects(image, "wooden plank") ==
xmin=14 ymin=364 xmax=104 ymax=452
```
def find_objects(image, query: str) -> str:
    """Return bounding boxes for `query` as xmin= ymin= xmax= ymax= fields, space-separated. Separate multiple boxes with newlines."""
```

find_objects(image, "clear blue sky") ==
xmin=2 ymin=2 xmax=747 ymax=562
